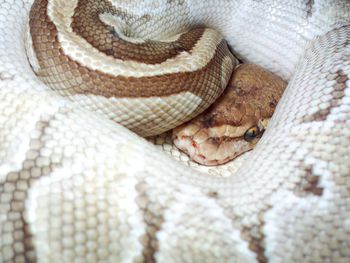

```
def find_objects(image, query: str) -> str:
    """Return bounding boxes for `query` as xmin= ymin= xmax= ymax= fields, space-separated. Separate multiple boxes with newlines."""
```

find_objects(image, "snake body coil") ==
xmin=28 ymin=0 xmax=237 ymax=136
xmin=0 ymin=0 xmax=350 ymax=262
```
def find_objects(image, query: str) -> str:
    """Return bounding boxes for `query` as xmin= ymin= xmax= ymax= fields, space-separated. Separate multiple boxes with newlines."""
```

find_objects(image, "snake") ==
xmin=0 ymin=0 xmax=350 ymax=262
xmin=173 ymin=64 xmax=287 ymax=166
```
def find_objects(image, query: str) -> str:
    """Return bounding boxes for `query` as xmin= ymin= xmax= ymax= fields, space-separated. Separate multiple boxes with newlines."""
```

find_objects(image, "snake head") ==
xmin=173 ymin=64 xmax=286 ymax=166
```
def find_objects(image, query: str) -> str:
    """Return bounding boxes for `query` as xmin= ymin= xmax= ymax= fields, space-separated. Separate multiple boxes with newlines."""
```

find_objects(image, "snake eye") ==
xmin=244 ymin=126 xmax=260 ymax=142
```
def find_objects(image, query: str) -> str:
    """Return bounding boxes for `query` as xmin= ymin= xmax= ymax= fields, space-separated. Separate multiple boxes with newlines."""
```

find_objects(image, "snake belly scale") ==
xmin=0 ymin=0 xmax=350 ymax=263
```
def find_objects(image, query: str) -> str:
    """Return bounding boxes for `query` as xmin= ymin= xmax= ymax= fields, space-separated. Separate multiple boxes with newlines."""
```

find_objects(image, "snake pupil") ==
xmin=244 ymin=126 xmax=260 ymax=142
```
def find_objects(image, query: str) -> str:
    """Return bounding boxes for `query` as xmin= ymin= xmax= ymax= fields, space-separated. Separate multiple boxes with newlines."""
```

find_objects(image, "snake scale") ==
xmin=0 ymin=0 xmax=350 ymax=262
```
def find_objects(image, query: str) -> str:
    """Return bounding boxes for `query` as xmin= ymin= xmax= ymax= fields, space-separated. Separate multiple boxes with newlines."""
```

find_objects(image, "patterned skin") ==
xmin=28 ymin=0 xmax=237 ymax=136
xmin=173 ymin=64 xmax=287 ymax=165
xmin=0 ymin=0 xmax=349 ymax=263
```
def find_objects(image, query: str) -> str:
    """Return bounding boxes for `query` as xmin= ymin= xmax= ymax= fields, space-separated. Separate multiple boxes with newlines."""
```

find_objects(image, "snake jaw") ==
xmin=173 ymin=116 xmax=269 ymax=166
xmin=173 ymin=124 xmax=253 ymax=166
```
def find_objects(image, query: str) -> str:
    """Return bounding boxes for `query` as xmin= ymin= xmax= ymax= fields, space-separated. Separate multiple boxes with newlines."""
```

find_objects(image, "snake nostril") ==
xmin=201 ymin=115 xmax=215 ymax=128
xmin=269 ymin=99 xmax=277 ymax=108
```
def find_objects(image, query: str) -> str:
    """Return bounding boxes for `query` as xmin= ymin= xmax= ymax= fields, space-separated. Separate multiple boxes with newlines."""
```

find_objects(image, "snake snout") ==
xmin=173 ymin=124 xmax=253 ymax=166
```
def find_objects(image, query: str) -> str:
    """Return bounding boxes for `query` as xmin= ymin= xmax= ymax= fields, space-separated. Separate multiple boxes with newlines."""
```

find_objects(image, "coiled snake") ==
xmin=0 ymin=0 xmax=350 ymax=262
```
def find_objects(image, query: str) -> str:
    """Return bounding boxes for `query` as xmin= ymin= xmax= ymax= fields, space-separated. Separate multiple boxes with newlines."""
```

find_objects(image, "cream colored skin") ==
xmin=173 ymin=119 xmax=269 ymax=166
xmin=0 ymin=0 xmax=350 ymax=263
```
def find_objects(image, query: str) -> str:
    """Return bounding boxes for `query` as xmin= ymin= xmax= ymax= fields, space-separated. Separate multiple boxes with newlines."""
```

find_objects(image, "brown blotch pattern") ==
xmin=207 ymin=191 xmax=219 ymax=198
xmin=239 ymin=209 xmax=270 ymax=263
xmin=303 ymin=69 xmax=348 ymax=122
xmin=0 ymin=121 xmax=56 ymax=263
xmin=223 ymin=206 xmax=269 ymax=263
xmin=71 ymin=0 xmax=202 ymax=64
xmin=29 ymin=0 xmax=235 ymax=102
xmin=135 ymin=182 xmax=164 ymax=263
xmin=294 ymin=165 xmax=324 ymax=196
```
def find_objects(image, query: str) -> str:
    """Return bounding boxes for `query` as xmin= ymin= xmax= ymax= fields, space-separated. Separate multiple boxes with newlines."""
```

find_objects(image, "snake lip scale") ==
xmin=0 ymin=0 xmax=350 ymax=263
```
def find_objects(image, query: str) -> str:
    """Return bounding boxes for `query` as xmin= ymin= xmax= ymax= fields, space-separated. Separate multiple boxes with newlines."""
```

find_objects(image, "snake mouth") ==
xmin=173 ymin=126 xmax=253 ymax=166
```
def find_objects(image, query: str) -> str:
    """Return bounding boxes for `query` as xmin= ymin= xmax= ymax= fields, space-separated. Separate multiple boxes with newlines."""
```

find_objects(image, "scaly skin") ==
xmin=0 ymin=1 xmax=349 ymax=263
xmin=173 ymin=64 xmax=287 ymax=165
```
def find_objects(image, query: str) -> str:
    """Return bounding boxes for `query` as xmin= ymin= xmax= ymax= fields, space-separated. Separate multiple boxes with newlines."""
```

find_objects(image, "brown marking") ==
xmin=223 ymin=206 xmax=269 ymax=263
xmin=245 ymin=230 xmax=266 ymax=263
xmin=29 ymin=0 xmax=235 ymax=104
xmin=240 ymin=209 xmax=269 ymax=263
xmin=0 ymin=120 xmax=55 ymax=263
xmin=294 ymin=165 xmax=324 ymax=196
xmin=207 ymin=191 xmax=219 ymax=198
xmin=306 ymin=108 xmax=331 ymax=122
xmin=135 ymin=182 xmax=164 ymax=263
xmin=206 ymin=188 xmax=274 ymax=263
xmin=70 ymin=0 xmax=202 ymax=64
xmin=303 ymin=69 xmax=348 ymax=122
